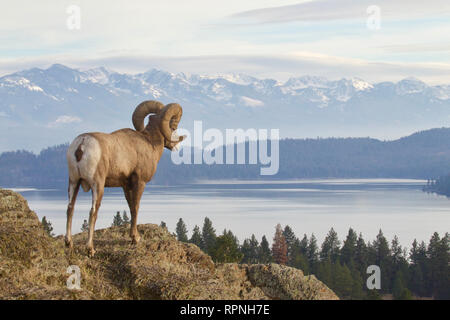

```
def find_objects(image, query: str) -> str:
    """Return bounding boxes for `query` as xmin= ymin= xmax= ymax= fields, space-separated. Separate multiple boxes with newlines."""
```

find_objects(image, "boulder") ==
xmin=0 ymin=189 xmax=338 ymax=300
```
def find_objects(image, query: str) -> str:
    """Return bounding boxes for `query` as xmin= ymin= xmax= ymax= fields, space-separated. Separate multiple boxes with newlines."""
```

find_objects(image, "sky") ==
xmin=1 ymin=0 xmax=450 ymax=83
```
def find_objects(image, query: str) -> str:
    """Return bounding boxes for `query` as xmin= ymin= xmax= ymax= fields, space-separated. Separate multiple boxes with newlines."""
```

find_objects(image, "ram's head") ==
xmin=132 ymin=100 xmax=186 ymax=151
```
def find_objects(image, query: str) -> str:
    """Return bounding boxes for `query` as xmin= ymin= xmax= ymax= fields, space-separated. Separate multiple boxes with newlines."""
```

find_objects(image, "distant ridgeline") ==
xmin=1 ymin=127 xmax=450 ymax=188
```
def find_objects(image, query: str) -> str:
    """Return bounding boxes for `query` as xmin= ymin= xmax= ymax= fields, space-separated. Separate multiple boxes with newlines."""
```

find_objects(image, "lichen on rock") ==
xmin=0 ymin=188 xmax=338 ymax=300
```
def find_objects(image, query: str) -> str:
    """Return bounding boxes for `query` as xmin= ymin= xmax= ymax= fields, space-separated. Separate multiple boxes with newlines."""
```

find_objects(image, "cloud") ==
xmin=0 ymin=1 xmax=301 ymax=57
xmin=240 ymin=96 xmax=264 ymax=107
xmin=231 ymin=0 xmax=450 ymax=24
xmin=48 ymin=115 xmax=82 ymax=127
xmin=0 ymin=1 xmax=449 ymax=86
xmin=55 ymin=115 xmax=81 ymax=124
xmin=380 ymin=43 xmax=450 ymax=54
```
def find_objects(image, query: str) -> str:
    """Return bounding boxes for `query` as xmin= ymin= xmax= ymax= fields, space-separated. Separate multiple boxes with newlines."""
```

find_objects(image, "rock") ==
xmin=0 ymin=188 xmax=338 ymax=300
xmin=245 ymin=264 xmax=339 ymax=300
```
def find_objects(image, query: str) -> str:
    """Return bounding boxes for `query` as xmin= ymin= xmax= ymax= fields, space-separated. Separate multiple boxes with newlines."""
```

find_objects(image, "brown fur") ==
xmin=65 ymin=103 xmax=184 ymax=257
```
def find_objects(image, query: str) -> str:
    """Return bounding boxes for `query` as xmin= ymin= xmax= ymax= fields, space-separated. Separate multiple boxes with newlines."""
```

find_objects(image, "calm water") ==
xmin=11 ymin=179 xmax=450 ymax=247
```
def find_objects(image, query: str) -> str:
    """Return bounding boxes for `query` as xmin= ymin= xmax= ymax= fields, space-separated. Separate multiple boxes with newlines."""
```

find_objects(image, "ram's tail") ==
xmin=66 ymin=134 xmax=101 ymax=192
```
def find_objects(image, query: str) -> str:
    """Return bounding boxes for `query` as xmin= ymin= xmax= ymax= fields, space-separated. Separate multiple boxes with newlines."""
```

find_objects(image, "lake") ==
xmin=12 ymin=179 xmax=450 ymax=247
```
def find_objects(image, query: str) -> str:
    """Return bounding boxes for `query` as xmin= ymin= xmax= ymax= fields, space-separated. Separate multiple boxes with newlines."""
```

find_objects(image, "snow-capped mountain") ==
xmin=1 ymin=64 xmax=449 ymax=152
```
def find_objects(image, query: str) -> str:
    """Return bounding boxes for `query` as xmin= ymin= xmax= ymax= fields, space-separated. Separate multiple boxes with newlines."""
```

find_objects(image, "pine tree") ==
xmin=299 ymin=234 xmax=309 ymax=256
xmin=307 ymin=234 xmax=319 ymax=272
xmin=411 ymin=240 xmax=430 ymax=296
xmin=272 ymin=224 xmax=288 ymax=265
xmin=409 ymin=239 xmax=418 ymax=264
xmin=112 ymin=211 xmax=123 ymax=227
xmin=189 ymin=225 xmax=203 ymax=248
xmin=320 ymin=227 xmax=341 ymax=262
xmin=437 ymin=233 xmax=450 ymax=299
xmin=316 ymin=259 xmax=333 ymax=288
xmin=122 ymin=210 xmax=130 ymax=225
xmin=391 ymin=236 xmax=404 ymax=266
xmin=41 ymin=216 xmax=54 ymax=237
xmin=210 ymin=229 xmax=243 ymax=263
xmin=241 ymin=234 xmax=259 ymax=264
xmin=81 ymin=219 xmax=89 ymax=232
xmin=289 ymin=237 xmax=310 ymax=272
xmin=258 ymin=235 xmax=272 ymax=263
xmin=201 ymin=217 xmax=217 ymax=255
xmin=355 ymin=233 xmax=368 ymax=276
xmin=283 ymin=225 xmax=297 ymax=262
xmin=332 ymin=262 xmax=353 ymax=299
xmin=427 ymin=232 xmax=440 ymax=297
xmin=160 ymin=221 xmax=167 ymax=229
xmin=427 ymin=232 xmax=450 ymax=299
xmin=371 ymin=229 xmax=392 ymax=293
xmin=176 ymin=218 xmax=189 ymax=242
xmin=390 ymin=235 xmax=409 ymax=292
xmin=248 ymin=234 xmax=259 ymax=261
xmin=349 ymin=265 xmax=365 ymax=300
xmin=341 ymin=228 xmax=358 ymax=266
xmin=291 ymin=251 xmax=310 ymax=274
xmin=241 ymin=239 xmax=252 ymax=263
xmin=409 ymin=262 xmax=424 ymax=297
xmin=392 ymin=271 xmax=406 ymax=300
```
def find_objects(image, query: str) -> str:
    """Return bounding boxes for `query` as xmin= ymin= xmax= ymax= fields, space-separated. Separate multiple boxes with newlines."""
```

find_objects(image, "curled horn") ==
xmin=132 ymin=100 xmax=165 ymax=132
xmin=160 ymin=103 xmax=183 ymax=143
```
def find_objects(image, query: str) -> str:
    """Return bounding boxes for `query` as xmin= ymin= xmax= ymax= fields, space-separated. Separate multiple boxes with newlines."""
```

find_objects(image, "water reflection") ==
xmin=12 ymin=179 xmax=450 ymax=247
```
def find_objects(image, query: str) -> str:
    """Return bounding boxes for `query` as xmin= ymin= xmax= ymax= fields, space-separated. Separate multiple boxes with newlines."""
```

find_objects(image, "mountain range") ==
xmin=1 ymin=64 xmax=450 ymax=152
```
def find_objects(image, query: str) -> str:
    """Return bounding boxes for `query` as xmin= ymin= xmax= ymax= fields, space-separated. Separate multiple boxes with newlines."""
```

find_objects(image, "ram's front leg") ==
xmin=123 ymin=177 xmax=145 ymax=244
xmin=86 ymin=182 xmax=104 ymax=257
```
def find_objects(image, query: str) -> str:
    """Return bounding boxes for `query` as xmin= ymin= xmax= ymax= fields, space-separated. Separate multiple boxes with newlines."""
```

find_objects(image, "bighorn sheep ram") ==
xmin=65 ymin=101 xmax=184 ymax=256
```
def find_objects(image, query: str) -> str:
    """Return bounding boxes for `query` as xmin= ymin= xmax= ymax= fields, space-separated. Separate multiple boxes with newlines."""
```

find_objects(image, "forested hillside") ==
xmin=173 ymin=217 xmax=450 ymax=300
xmin=1 ymin=128 xmax=450 ymax=188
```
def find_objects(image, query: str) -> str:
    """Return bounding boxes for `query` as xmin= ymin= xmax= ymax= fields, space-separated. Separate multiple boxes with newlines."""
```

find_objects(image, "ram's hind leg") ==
xmin=65 ymin=180 xmax=80 ymax=249
xmin=86 ymin=182 xmax=104 ymax=257
xmin=123 ymin=175 xmax=145 ymax=245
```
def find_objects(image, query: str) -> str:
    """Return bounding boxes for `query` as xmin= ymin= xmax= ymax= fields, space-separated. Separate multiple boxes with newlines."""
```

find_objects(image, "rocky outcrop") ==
xmin=0 ymin=189 xmax=338 ymax=300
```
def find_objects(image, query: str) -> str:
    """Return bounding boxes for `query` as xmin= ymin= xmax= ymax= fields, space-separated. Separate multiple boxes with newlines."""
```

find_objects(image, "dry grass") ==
xmin=0 ymin=189 xmax=338 ymax=300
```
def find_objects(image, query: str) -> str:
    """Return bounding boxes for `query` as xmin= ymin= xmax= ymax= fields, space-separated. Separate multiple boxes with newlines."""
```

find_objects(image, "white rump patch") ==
xmin=67 ymin=135 xmax=101 ymax=191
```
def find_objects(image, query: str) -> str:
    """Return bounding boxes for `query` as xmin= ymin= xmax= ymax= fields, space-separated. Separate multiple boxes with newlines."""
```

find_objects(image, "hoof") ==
xmin=131 ymin=235 xmax=141 ymax=245
xmin=65 ymin=237 xmax=73 ymax=249
xmin=87 ymin=247 xmax=96 ymax=257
